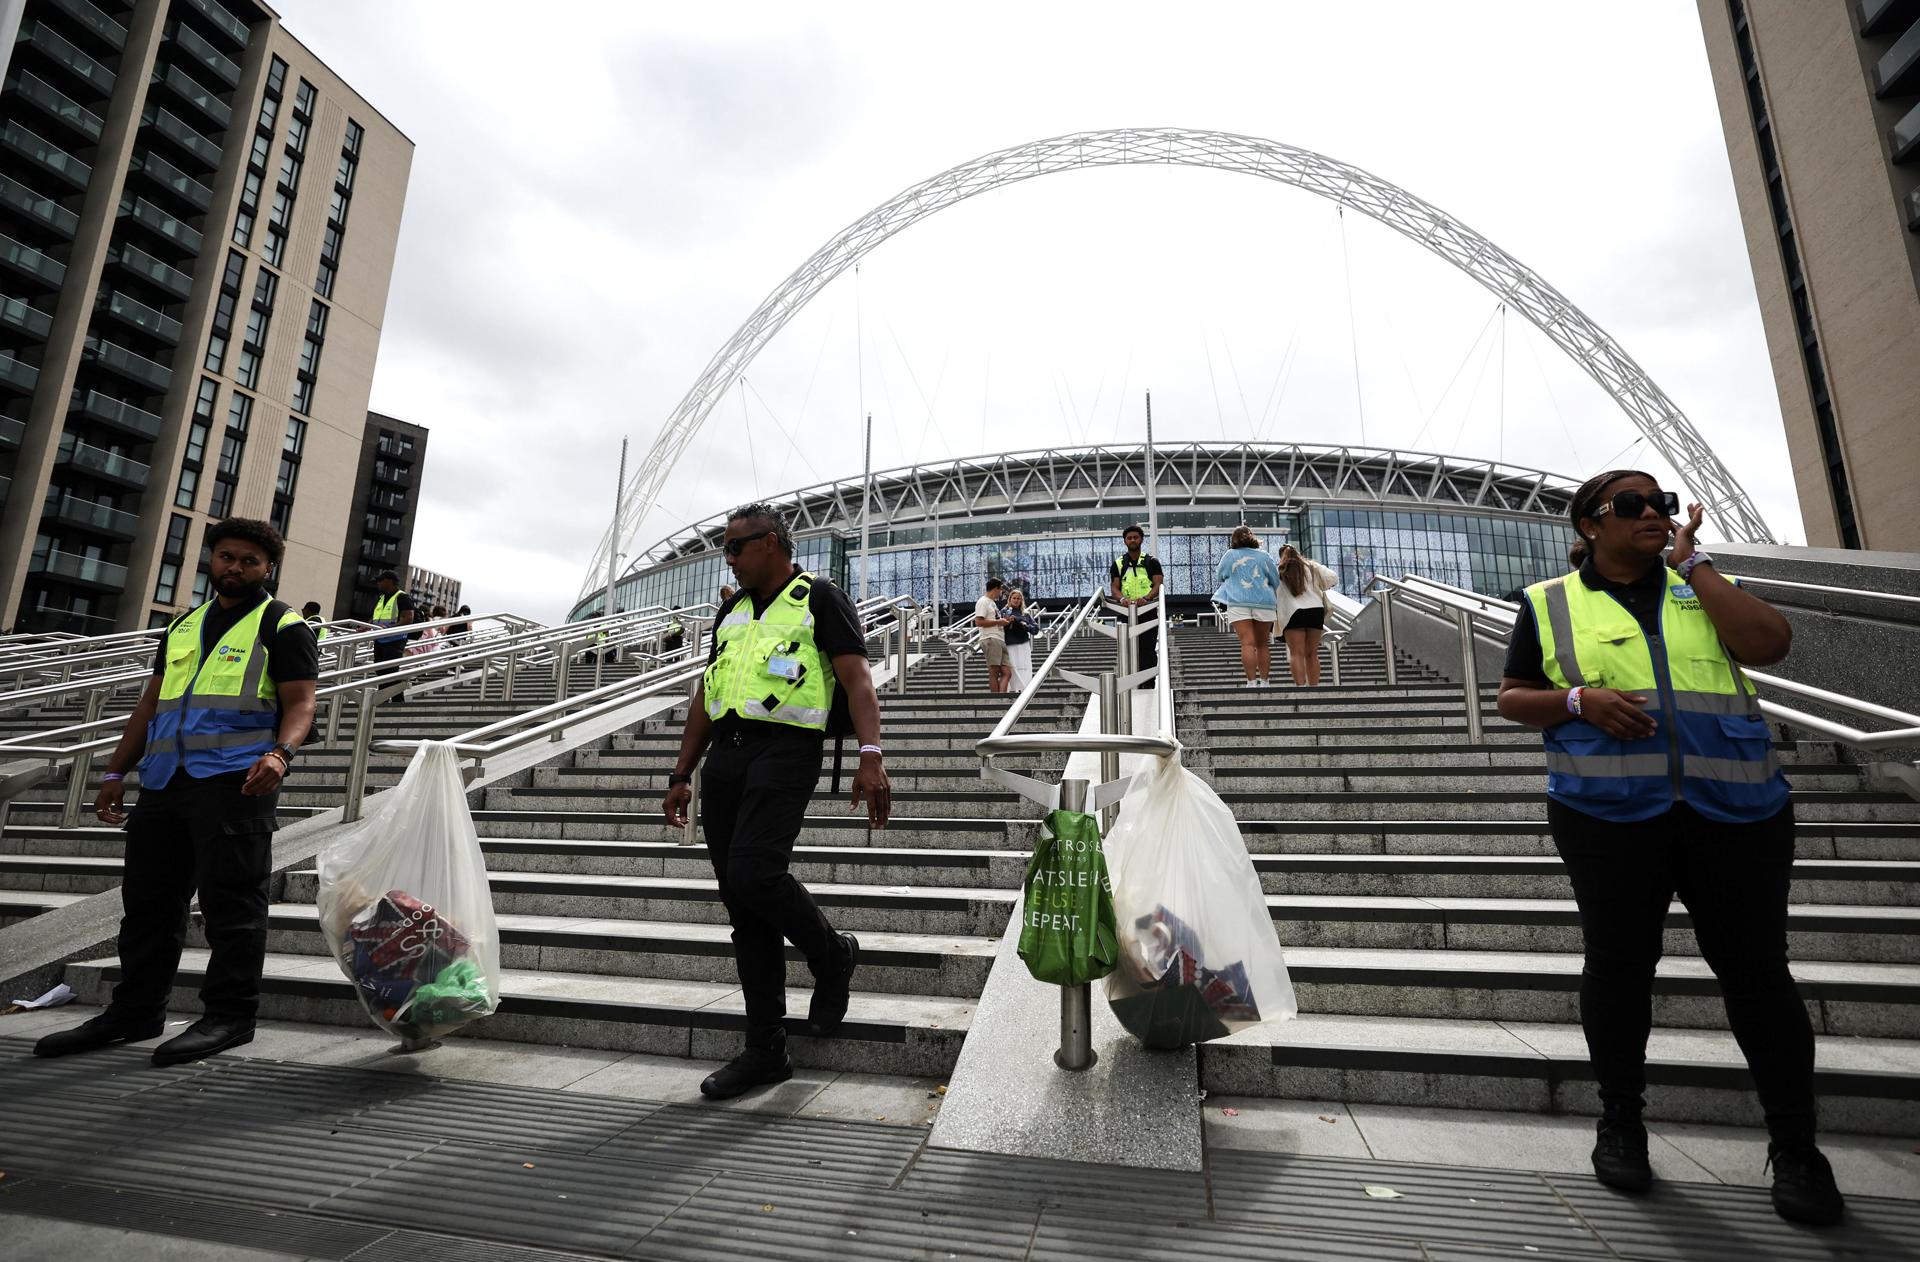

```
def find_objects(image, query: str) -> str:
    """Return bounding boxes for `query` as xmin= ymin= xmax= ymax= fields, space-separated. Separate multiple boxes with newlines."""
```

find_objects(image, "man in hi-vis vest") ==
xmin=369 ymin=570 xmax=414 ymax=665
xmin=664 ymin=502 xmax=891 ymax=1100
xmin=36 ymin=519 xmax=318 ymax=1067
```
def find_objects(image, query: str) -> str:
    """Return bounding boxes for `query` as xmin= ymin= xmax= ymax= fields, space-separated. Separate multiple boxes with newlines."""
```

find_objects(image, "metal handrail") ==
xmin=1717 ymin=573 xmax=1920 ymax=610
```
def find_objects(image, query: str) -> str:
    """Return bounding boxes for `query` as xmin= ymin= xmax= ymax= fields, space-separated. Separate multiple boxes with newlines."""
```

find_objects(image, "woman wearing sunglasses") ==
xmin=1498 ymin=469 xmax=1842 ymax=1226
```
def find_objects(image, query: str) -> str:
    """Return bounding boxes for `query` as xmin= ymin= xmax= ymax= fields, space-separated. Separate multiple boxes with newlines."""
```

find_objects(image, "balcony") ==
xmin=1 ymin=121 xmax=92 ymax=192
xmin=0 ymin=174 xmax=80 ymax=236
xmin=1 ymin=235 xmax=67 ymax=288
xmin=29 ymin=546 xmax=128 ymax=589
xmin=17 ymin=22 xmax=118 ymax=98
xmin=120 ymin=195 xmax=204 ymax=252
xmin=1861 ymin=0 xmax=1920 ymax=37
xmin=130 ymin=152 xmax=212 ymax=212
xmin=1 ymin=352 xmax=40 ymax=395
xmin=142 ymin=107 xmax=223 ymax=171
xmin=71 ymin=388 xmax=163 ymax=441
xmin=97 ymin=289 xmax=183 ymax=344
xmin=43 ymin=491 xmax=140 ymax=538
xmin=1909 ymin=185 xmax=1920 ymax=231
xmin=1895 ymin=100 xmax=1920 ymax=164
xmin=1 ymin=294 xmax=53 ymax=340
xmin=373 ymin=464 xmax=413 ymax=488
xmin=150 ymin=61 xmax=232 ymax=131
xmin=7 ymin=69 xmax=105 ymax=142
xmin=180 ymin=0 xmax=251 ymax=47
xmin=168 ymin=22 xmax=240 ymax=88
xmin=1 ymin=415 xmax=26 ymax=447
xmin=84 ymin=337 xmax=174 ymax=393
xmin=110 ymin=245 xmax=194 ymax=300
xmin=58 ymin=435 xmax=150 ymax=486
xmin=45 ymin=0 xmax=127 ymax=50
xmin=1876 ymin=18 xmax=1920 ymax=96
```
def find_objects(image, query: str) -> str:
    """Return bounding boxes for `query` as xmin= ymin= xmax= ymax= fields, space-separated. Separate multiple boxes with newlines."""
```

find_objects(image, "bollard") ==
xmin=59 ymin=690 xmax=108 ymax=828
xmin=1055 ymin=775 xmax=1095 ymax=1071
xmin=957 ymin=651 xmax=968 ymax=694
xmin=1454 ymin=606 xmax=1485 ymax=744
xmin=893 ymin=609 xmax=910 ymax=695
xmin=341 ymin=684 xmax=379 ymax=823
xmin=1329 ymin=637 xmax=1342 ymax=687
xmin=1378 ymin=588 xmax=1399 ymax=686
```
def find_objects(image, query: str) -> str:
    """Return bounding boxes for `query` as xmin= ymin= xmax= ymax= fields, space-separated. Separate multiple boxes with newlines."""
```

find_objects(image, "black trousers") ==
xmin=371 ymin=640 xmax=406 ymax=664
xmin=111 ymin=771 xmax=278 ymax=1023
xmin=1549 ymin=798 xmax=1815 ymax=1144
xmin=700 ymin=728 xmax=842 ymax=1049
xmin=1130 ymin=616 xmax=1159 ymax=671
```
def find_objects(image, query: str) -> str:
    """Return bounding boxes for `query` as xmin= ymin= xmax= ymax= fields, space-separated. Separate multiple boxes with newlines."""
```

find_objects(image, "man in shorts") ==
xmin=975 ymin=577 xmax=1012 ymax=693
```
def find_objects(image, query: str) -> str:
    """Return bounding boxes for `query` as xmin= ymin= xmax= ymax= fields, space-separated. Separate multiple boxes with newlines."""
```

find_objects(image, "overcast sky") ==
xmin=276 ymin=0 xmax=1793 ymax=623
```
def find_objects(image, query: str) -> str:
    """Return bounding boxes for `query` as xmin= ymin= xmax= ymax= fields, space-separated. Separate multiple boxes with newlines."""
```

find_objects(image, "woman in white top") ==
xmin=1275 ymin=545 xmax=1340 ymax=687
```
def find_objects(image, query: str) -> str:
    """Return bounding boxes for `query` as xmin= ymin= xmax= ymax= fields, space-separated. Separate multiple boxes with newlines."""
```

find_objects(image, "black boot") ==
xmin=808 ymin=932 xmax=859 ymax=1036
xmin=150 ymin=1015 xmax=255 ymax=1067
xmin=1768 ymin=1141 xmax=1845 ymax=1226
xmin=700 ymin=1033 xmax=792 ymax=1100
xmin=1591 ymin=1110 xmax=1653 ymax=1194
xmin=32 ymin=1009 xmax=165 ymax=1058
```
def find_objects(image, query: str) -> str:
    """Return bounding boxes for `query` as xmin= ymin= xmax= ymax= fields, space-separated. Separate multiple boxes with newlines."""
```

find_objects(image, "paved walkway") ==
xmin=2 ymin=1008 xmax=1916 ymax=1261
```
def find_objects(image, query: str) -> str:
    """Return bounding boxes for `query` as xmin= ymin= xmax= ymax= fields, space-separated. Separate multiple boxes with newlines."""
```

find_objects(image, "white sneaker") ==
xmin=1243 ymin=680 xmax=1258 ymax=688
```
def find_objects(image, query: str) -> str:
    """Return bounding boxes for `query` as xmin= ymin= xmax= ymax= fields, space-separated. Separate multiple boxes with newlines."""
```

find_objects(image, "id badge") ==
xmin=765 ymin=654 xmax=804 ymax=682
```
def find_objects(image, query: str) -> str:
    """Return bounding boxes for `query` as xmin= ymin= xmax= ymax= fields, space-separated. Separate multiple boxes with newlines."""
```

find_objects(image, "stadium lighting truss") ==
xmin=626 ymin=440 xmax=1579 ymax=572
xmin=583 ymin=127 xmax=1772 ymax=598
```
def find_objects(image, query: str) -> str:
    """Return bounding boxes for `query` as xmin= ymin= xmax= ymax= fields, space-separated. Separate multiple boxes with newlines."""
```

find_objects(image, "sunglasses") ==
xmin=1591 ymin=489 xmax=1680 ymax=522
xmin=723 ymin=531 xmax=771 ymax=557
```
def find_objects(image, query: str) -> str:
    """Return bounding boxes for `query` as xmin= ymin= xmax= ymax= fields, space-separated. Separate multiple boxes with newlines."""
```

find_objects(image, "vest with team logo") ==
xmin=1525 ymin=568 xmax=1788 ymax=823
xmin=141 ymin=598 xmax=303 ymax=790
xmin=703 ymin=570 xmax=834 ymax=732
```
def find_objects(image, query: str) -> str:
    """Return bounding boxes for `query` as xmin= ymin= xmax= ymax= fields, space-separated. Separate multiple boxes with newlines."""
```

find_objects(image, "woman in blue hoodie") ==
xmin=1213 ymin=526 xmax=1283 ymax=686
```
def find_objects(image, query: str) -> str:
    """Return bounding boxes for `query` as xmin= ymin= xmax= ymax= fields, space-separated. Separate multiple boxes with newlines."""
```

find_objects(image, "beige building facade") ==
xmin=0 ymin=0 xmax=410 ymax=632
xmin=1696 ymin=0 xmax=1920 ymax=550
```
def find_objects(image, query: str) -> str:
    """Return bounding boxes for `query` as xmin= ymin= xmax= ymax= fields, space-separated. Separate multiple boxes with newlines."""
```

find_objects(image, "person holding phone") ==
xmin=1497 ymin=469 xmax=1840 ymax=1226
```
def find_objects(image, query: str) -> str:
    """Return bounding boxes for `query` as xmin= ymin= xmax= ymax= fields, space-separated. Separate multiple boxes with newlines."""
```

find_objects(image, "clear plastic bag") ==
xmin=1103 ymin=749 xmax=1296 ymax=1049
xmin=316 ymin=743 xmax=501 ymax=1043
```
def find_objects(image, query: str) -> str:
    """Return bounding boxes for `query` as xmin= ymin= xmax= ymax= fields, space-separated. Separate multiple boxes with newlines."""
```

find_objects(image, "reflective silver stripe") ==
xmin=738 ymin=701 xmax=830 ymax=727
xmin=240 ymin=627 xmax=272 ymax=701
xmin=144 ymin=735 xmax=179 ymax=755
xmin=1670 ymin=690 xmax=1755 ymax=716
xmin=717 ymin=608 xmax=754 ymax=630
xmin=181 ymin=729 xmax=276 ymax=751
xmin=1726 ymin=658 xmax=1763 ymax=716
xmin=1541 ymin=581 xmax=1585 ymax=687
xmin=184 ymin=690 xmax=277 ymax=713
xmin=154 ymin=696 xmax=187 ymax=715
xmin=1682 ymin=753 xmax=1782 ymax=784
xmin=1544 ymin=751 xmax=1669 ymax=778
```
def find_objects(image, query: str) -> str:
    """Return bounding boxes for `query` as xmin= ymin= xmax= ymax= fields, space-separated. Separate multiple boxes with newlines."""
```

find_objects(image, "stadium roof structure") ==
xmin=624 ymin=440 xmax=1579 ymax=575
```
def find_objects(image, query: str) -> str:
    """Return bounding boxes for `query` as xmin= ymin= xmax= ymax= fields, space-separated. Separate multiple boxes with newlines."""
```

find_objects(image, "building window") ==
xmin=154 ymin=562 xmax=180 ymax=604
xmin=174 ymin=466 xmax=199 ymax=508
xmin=319 ymin=118 xmax=364 ymax=298
xmin=266 ymin=55 xmax=287 ymax=97
xmin=203 ymin=250 xmax=246 ymax=374
xmin=294 ymin=78 xmax=317 ymax=120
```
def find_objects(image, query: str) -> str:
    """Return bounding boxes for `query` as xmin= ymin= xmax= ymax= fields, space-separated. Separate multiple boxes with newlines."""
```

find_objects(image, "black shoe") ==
xmin=1768 ymin=1142 xmax=1845 ymax=1226
xmin=32 ymin=1010 xmax=165 ymax=1058
xmin=699 ymin=1045 xmax=793 ymax=1100
xmin=150 ymin=1016 xmax=255 ymax=1067
xmin=1591 ymin=1114 xmax=1653 ymax=1194
xmin=808 ymin=932 xmax=859 ymax=1036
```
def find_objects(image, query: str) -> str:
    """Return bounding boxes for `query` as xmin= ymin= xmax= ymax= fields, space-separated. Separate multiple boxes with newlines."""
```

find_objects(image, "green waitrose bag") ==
xmin=1017 ymin=809 xmax=1118 ymax=985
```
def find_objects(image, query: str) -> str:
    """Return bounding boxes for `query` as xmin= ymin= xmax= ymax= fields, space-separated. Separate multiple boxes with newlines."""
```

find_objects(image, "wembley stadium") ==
xmin=570 ymin=441 xmax=1581 ymax=621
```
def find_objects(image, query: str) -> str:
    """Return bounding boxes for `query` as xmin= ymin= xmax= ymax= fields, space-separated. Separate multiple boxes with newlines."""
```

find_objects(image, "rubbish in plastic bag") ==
xmin=317 ymin=743 xmax=501 ymax=1043
xmin=1016 ymin=808 xmax=1118 ymax=985
xmin=1104 ymin=749 xmax=1296 ymax=1048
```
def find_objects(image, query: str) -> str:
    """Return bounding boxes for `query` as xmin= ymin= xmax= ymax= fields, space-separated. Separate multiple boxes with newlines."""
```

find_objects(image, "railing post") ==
xmin=957 ymin=650 xmax=968 ymax=694
xmin=503 ymin=649 xmax=519 ymax=703
xmin=1378 ymin=588 xmax=1399 ymax=686
xmin=1329 ymin=637 xmax=1342 ymax=687
xmin=1454 ymin=606 xmax=1484 ymax=744
xmin=554 ymin=638 xmax=572 ymax=701
xmin=1055 ymin=774 xmax=1095 ymax=1071
xmin=893 ymin=608 xmax=909 ymax=695
xmin=342 ymin=685 xmax=379 ymax=824
xmin=681 ymin=669 xmax=703 ymax=846
xmin=59 ymin=690 xmax=108 ymax=828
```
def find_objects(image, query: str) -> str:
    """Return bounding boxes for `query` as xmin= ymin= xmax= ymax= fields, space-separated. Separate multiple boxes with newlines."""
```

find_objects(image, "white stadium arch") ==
xmin=583 ymin=126 xmax=1772 ymax=597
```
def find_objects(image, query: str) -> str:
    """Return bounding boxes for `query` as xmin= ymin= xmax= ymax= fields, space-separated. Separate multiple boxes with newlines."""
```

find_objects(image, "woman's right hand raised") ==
xmin=1579 ymin=688 xmax=1657 ymax=740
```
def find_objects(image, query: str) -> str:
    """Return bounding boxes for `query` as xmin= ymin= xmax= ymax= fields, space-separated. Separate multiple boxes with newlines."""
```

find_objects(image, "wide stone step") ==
xmin=1199 ymin=1012 xmax=1920 ymax=1135
xmin=60 ymin=949 xmax=971 ymax=1075
xmin=1215 ymin=789 xmax=1919 ymax=823
xmin=281 ymin=869 xmax=1017 ymax=936
xmin=1277 ymin=945 xmax=1920 ymax=1037
xmin=531 ymin=766 xmax=1030 ymax=793
xmin=483 ymin=786 xmax=1027 ymax=820
xmin=1206 ymin=764 xmax=1867 ymax=793
xmin=470 ymin=809 xmax=1021 ymax=849
xmin=1258 ymin=893 xmax=1920 ymax=961
xmin=244 ymin=903 xmax=996 ymax=996
xmin=1232 ymin=818 xmax=1920 ymax=860
xmin=0 ymin=887 xmax=82 ymax=926
xmin=476 ymin=837 xmax=1027 ymax=886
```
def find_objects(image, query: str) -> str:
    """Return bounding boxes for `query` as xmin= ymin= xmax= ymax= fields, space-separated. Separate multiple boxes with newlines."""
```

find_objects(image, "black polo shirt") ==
xmin=1502 ymin=559 xmax=1668 ymax=685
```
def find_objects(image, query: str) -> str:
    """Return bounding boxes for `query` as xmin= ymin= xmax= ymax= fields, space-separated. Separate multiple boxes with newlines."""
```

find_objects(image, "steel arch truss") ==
xmin=629 ymin=441 xmax=1580 ymax=572
xmin=585 ymin=127 xmax=1771 ymax=596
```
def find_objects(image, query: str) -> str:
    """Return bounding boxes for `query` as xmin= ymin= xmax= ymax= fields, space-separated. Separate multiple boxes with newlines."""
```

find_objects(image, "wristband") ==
xmin=101 ymin=772 xmax=125 ymax=783
xmin=1676 ymin=550 xmax=1713 ymax=583
xmin=858 ymin=744 xmax=883 ymax=757
xmin=667 ymin=772 xmax=692 ymax=787
xmin=1566 ymin=686 xmax=1583 ymax=717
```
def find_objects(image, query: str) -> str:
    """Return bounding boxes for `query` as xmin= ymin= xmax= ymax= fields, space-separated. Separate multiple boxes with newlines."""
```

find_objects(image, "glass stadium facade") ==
xmin=572 ymin=443 xmax=1581 ymax=620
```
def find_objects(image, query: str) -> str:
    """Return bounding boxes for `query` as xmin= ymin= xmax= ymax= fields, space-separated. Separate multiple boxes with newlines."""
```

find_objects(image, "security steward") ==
xmin=301 ymin=600 xmax=329 ymax=640
xmin=1497 ymin=470 xmax=1843 ymax=1227
xmin=1109 ymin=524 xmax=1164 ymax=670
xmin=663 ymin=502 xmax=891 ymax=1099
xmin=35 ymin=518 xmax=317 ymax=1067
xmin=369 ymin=570 xmax=414 ymax=665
